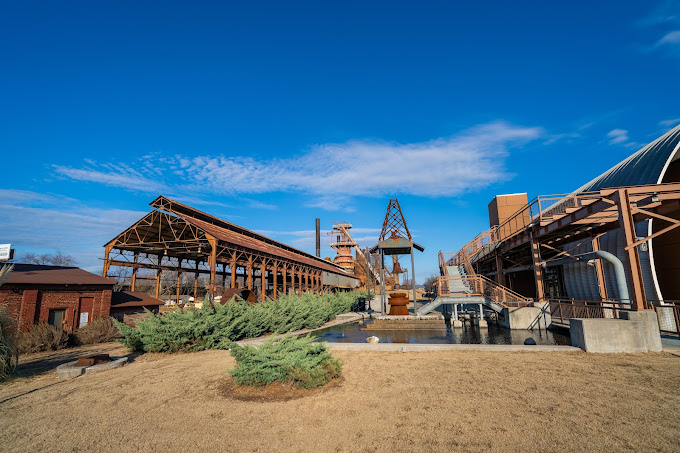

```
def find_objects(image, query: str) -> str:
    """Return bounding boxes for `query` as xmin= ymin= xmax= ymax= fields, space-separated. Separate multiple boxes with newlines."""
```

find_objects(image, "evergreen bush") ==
xmin=229 ymin=334 xmax=341 ymax=388
xmin=116 ymin=291 xmax=367 ymax=353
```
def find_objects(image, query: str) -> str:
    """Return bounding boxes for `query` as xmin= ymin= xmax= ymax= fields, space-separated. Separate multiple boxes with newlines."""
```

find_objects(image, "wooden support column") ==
xmin=222 ymin=264 xmax=228 ymax=290
xmin=616 ymin=189 xmax=647 ymax=310
xmin=272 ymin=261 xmax=278 ymax=299
xmin=282 ymin=264 xmax=288 ymax=296
xmin=592 ymin=236 xmax=608 ymax=301
xmin=207 ymin=234 xmax=217 ymax=299
xmin=130 ymin=252 xmax=139 ymax=291
xmin=230 ymin=256 xmax=237 ymax=288
xmin=530 ymin=234 xmax=546 ymax=302
xmin=155 ymin=254 xmax=163 ymax=300
xmin=260 ymin=263 xmax=266 ymax=302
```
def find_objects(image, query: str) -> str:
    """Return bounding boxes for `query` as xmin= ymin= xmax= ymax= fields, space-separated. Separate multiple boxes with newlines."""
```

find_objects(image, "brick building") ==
xmin=0 ymin=264 xmax=115 ymax=333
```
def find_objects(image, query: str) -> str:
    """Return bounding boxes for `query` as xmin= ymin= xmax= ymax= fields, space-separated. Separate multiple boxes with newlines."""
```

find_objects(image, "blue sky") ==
xmin=1 ymin=0 xmax=679 ymax=281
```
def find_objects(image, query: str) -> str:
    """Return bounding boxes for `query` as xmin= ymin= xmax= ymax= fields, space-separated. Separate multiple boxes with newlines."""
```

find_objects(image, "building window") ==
xmin=48 ymin=309 xmax=66 ymax=329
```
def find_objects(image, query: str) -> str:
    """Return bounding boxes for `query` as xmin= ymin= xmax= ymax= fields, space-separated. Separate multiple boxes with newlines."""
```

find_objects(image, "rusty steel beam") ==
xmin=615 ymin=189 xmax=647 ymax=310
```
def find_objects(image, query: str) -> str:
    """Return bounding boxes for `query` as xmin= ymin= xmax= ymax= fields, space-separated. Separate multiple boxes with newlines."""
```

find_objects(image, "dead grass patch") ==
xmin=218 ymin=375 xmax=344 ymax=402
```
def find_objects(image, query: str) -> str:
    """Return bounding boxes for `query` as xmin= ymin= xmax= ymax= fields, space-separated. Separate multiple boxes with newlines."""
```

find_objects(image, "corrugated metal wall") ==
xmin=560 ymin=221 xmax=659 ymax=301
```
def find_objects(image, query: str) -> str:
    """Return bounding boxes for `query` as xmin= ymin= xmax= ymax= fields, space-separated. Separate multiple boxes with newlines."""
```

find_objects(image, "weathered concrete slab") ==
xmin=501 ymin=304 xmax=551 ymax=330
xmin=570 ymin=318 xmax=647 ymax=353
xmin=56 ymin=357 xmax=128 ymax=378
xmin=619 ymin=311 xmax=663 ymax=352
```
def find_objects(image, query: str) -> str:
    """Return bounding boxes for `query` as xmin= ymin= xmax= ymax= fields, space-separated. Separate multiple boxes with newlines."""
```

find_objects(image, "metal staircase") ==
xmin=417 ymin=253 xmax=533 ymax=315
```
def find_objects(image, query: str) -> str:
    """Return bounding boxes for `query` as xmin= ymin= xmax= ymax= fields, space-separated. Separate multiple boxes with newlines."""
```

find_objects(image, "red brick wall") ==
xmin=0 ymin=284 xmax=113 ymax=332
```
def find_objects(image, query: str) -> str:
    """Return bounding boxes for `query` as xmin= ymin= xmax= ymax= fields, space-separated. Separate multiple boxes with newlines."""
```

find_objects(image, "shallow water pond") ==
xmin=313 ymin=319 xmax=571 ymax=345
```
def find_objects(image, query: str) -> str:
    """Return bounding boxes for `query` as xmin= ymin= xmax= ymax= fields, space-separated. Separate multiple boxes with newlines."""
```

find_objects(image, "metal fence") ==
xmin=549 ymin=299 xmax=680 ymax=335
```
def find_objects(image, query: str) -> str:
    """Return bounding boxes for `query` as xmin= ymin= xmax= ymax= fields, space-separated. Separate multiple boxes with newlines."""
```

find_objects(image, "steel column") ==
xmin=207 ymin=234 xmax=217 ymax=300
xmin=530 ymin=234 xmax=546 ymax=301
xmin=130 ymin=252 xmax=139 ymax=291
xmin=272 ymin=261 xmax=278 ymax=299
xmin=260 ymin=263 xmax=266 ymax=301
xmin=616 ymin=189 xmax=647 ymax=310
xmin=155 ymin=254 xmax=162 ymax=300
xmin=592 ymin=236 xmax=608 ymax=300
xmin=230 ymin=257 xmax=236 ymax=288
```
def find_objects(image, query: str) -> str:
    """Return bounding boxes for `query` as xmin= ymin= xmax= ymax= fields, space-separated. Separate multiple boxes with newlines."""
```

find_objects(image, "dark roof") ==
xmin=111 ymin=291 xmax=164 ymax=308
xmin=219 ymin=288 xmax=256 ymax=303
xmin=576 ymin=123 xmax=680 ymax=193
xmin=1 ymin=264 xmax=115 ymax=286
xmin=148 ymin=196 xmax=353 ymax=277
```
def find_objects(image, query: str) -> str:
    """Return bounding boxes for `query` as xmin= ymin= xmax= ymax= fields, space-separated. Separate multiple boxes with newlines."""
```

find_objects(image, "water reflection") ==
xmin=313 ymin=320 xmax=571 ymax=345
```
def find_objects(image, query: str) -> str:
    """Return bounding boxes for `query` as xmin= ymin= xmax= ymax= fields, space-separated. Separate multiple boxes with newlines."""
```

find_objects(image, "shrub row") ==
xmin=16 ymin=317 xmax=121 ymax=355
xmin=230 ymin=334 xmax=341 ymax=388
xmin=116 ymin=291 xmax=369 ymax=353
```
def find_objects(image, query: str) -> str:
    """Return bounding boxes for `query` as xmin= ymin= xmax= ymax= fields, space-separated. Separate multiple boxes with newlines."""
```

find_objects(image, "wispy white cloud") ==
xmin=0 ymin=189 xmax=147 ymax=272
xmin=254 ymin=226 xmax=382 ymax=259
xmin=53 ymin=121 xmax=543 ymax=211
xmin=659 ymin=117 xmax=680 ymax=132
xmin=607 ymin=129 xmax=630 ymax=145
xmin=606 ymin=129 xmax=645 ymax=150
xmin=639 ymin=0 xmax=680 ymax=26
xmin=655 ymin=29 xmax=680 ymax=48
xmin=660 ymin=117 xmax=680 ymax=127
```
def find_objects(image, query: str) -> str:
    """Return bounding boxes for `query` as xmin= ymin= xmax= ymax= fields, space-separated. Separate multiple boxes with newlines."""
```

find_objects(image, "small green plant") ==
xmin=229 ymin=335 xmax=341 ymax=388
xmin=17 ymin=323 xmax=69 ymax=354
xmin=0 ymin=306 xmax=18 ymax=381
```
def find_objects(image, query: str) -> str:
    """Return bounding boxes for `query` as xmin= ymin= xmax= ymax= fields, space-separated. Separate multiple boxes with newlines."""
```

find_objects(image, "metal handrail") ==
xmin=436 ymin=275 xmax=533 ymax=307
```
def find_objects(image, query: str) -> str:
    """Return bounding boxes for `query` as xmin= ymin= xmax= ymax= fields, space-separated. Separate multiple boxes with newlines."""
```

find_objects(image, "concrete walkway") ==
xmin=326 ymin=343 xmax=581 ymax=352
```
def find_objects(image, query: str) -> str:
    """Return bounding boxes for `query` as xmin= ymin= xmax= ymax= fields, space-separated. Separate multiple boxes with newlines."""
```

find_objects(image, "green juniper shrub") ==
xmin=115 ymin=291 xmax=367 ymax=353
xmin=229 ymin=334 xmax=342 ymax=388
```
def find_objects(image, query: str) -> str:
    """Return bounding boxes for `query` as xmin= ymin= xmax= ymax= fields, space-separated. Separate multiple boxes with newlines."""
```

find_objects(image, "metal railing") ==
xmin=436 ymin=275 xmax=533 ymax=307
xmin=647 ymin=300 xmax=680 ymax=335
xmin=548 ymin=299 xmax=637 ymax=326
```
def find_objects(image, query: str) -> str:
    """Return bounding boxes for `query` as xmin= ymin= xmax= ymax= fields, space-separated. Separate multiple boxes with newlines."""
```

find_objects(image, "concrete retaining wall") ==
xmin=570 ymin=318 xmax=648 ymax=353
xmin=619 ymin=310 xmax=663 ymax=352
xmin=500 ymin=303 xmax=551 ymax=330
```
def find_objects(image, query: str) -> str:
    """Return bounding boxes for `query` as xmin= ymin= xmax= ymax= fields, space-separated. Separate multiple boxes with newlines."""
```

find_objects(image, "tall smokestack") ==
xmin=315 ymin=218 xmax=321 ymax=257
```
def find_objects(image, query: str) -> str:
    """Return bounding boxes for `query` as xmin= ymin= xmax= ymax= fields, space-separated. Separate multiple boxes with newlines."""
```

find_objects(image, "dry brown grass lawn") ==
xmin=1 ymin=343 xmax=679 ymax=452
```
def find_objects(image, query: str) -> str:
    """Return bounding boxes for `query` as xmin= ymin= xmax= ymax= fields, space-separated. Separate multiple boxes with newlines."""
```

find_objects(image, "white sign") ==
xmin=0 ymin=244 xmax=11 ymax=261
xmin=80 ymin=312 xmax=89 ymax=327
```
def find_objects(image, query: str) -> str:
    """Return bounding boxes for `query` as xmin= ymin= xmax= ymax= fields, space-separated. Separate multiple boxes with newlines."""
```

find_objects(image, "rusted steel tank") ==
xmin=388 ymin=292 xmax=410 ymax=315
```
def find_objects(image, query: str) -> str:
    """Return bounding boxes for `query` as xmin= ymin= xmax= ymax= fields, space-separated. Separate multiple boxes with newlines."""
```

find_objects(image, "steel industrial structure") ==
xmin=370 ymin=198 xmax=424 ymax=313
xmin=329 ymin=221 xmax=383 ymax=287
xmin=436 ymin=124 xmax=680 ymax=333
xmin=102 ymin=196 xmax=358 ymax=302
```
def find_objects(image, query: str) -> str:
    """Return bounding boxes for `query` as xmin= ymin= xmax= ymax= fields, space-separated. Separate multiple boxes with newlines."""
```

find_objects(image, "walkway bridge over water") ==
xmin=421 ymin=183 xmax=680 ymax=332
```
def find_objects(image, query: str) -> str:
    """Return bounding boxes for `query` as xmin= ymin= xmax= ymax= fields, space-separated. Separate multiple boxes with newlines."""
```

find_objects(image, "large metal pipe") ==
xmin=543 ymin=250 xmax=630 ymax=305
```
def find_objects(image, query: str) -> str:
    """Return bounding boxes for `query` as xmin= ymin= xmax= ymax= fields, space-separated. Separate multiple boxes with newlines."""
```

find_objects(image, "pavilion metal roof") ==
xmin=576 ymin=123 xmax=680 ymax=193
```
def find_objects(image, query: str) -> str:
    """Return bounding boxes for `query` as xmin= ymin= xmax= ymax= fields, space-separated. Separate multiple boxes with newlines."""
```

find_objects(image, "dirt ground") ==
xmin=1 ymin=343 xmax=679 ymax=452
